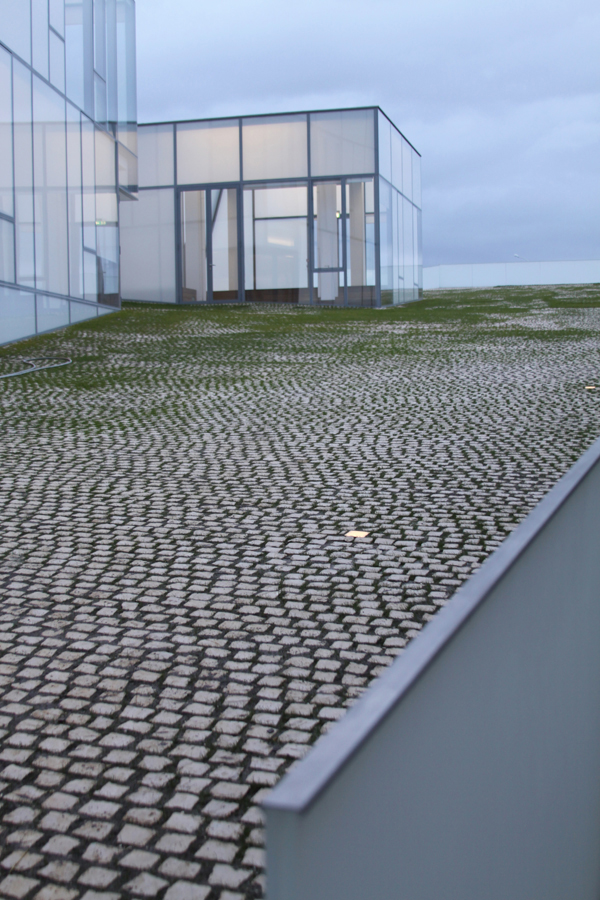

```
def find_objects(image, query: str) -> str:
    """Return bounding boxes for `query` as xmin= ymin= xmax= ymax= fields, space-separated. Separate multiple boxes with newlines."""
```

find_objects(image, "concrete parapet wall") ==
xmin=265 ymin=437 xmax=600 ymax=900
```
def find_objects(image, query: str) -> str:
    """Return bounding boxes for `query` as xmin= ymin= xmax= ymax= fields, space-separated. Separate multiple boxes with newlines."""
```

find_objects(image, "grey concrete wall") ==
xmin=424 ymin=259 xmax=600 ymax=290
xmin=264 ymin=438 xmax=600 ymax=900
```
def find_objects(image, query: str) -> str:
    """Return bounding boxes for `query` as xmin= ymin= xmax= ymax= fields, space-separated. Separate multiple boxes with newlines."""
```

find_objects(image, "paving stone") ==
xmin=2 ymin=291 xmax=600 ymax=899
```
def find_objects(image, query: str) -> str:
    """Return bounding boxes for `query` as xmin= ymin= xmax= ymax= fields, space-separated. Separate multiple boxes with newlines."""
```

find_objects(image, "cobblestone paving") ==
xmin=1 ymin=287 xmax=600 ymax=900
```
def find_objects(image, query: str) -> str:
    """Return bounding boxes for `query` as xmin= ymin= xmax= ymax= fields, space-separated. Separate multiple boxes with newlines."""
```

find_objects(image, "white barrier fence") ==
xmin=424 ymin=259 xmax=600 ymax=290
xmin=264 ymin=437 xmax=600 ymax=900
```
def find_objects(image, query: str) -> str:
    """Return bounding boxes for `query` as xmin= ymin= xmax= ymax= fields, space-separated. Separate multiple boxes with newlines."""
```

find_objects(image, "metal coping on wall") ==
xmin=139 ymin=105 xmax=421 ymax=158
xmin=264 ymin=434 xmax=600 ymax=814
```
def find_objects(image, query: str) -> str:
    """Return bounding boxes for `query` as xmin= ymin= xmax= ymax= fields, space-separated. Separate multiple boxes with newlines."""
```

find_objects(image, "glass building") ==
xmin=121 ymin=107 xmax=422 ymax=308
xmin=0 ymin=0 xmax=137 ymax=345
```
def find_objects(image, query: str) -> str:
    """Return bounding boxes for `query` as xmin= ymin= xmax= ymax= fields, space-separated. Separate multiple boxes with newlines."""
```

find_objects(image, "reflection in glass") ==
xmin=379 ymin=178 xmax=393 ymax=306
xmin=81 ymin=116 xmax=96 ymax=250
xmin=95 ymin=128 xmax=119 ymax=305
xmin=313 ymin=181 xmax=343 ymax=305
xmin=94 ymin=0 xmax=106 ymax=77
xmin=412 ymin=151 xmax=422 ymax=209
xmin=242 ymin=115 xmax=307 ymax=181
xmin=403 ymin=195 xmax=414 ymax=300
xmin=49 ymin=0 xmax=65 ymax=37
xmin=310 ymin=109 xmax=375 ymax=177
xmin=0 ymin=218 xmax=15 ymax=282
xmin=13 ymin=61 xmax=35 ymax=288
xmin=0 ymin=0 xmax=31 ymax=63
xmin=49 ymin=30 xmax=66 ymax=92
xmin=37 ymin=294 xmax=69 ymax=332
xmin=180 ymin=190 xmax=207 ymax=303
xmin=118 ymin=142 xmax=138 ymax=194
xmin=115 ymin=0 xmax=137 ymax=152
xmin=138 ymin=124 xmax=174 ymax=187
xmin=65 ymin=0 xmax=84 ymax=110
xmin=391 ymin=129 xmax=403 ymax=194
xmin=70 ymin=299 xmax=98 ymax=322
xmin=0 ymin=47 xmax=13 ymax=217
xmin=346 ymin=178 xmax=375 ymax=305
xmin=0 ymin=286 xmax=36 ymax=343
xmin=83 ymin=248 xmax=97 ymax=302
xmin=177 ymin=120 xmax=240 ymax=185
xmin=33 ymin=77 xmax=69 ymax=296
xmin=94 ymin=72 xmax=107 ymax=126
xmin=66 ymin=103 xmax=83 ymax=297
xmin=378 ymin=112 xmax=392 ymax=183
xmin=120 ymin=188 xmax=176 ymax=303
xmin=210 ymin=188 xmax=238 ymax=299
xmin=402 ymin=140 xmax=412 ymax=203
xmin=32 ymin=0 xmax=49 ymax=79
xmin=244 ymin=185 xmax=308 ymax=302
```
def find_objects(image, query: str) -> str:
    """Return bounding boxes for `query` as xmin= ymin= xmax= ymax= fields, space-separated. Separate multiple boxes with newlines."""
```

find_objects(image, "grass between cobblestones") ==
xmin=1 ymin=284 xmax=600 ymax=900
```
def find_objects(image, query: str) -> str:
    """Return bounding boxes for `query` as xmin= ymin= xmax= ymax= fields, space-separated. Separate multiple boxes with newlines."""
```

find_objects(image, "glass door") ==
xmin=180 ymin=187 xmax=239 ymax=303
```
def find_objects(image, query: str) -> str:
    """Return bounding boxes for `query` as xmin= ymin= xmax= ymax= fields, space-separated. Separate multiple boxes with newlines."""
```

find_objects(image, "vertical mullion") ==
xmin=238 ymin=118 xmax=244 ymax=303
xmin=341 ymin=178 xmax=347 ymax=307
xmin=307 ymin=112 xmax=313 ymax=305
xmin=374 ymin=108 xmax=381 ymax=308
xmin=10 ymin=55 xmax=17 ymax=285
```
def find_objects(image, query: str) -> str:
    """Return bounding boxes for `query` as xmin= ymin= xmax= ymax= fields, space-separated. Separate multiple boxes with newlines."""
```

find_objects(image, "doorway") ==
xmin=179 ymin=187 xmax=239 ymax=303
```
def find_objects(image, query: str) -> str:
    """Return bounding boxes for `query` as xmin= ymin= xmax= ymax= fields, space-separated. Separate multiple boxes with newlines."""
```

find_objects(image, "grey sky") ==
xmin=137 ymin=0 xmax=600 ymax=266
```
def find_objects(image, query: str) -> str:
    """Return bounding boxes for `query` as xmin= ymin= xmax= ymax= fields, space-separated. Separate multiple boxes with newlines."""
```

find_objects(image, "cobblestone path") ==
xmin=1 ymin=288 xmax=600 ymax=900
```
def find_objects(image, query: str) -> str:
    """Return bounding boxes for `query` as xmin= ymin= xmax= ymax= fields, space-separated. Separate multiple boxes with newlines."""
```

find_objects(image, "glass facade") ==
xmin=0 ymin=0 xmax=137 ymax=345
xmin=121 ymin=107 xmax=422 ymax=308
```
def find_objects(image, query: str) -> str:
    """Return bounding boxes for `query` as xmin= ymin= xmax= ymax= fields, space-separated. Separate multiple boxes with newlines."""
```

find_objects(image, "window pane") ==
xmin=32 ymin=0 xmax=49 ymax=79
xmin=391 ymin=129 xmax=403 ymax=194
xmin=402 ymin=139 xmax=412 ymax=202
xmin=138 ymin=124 xmax=173 ymax=187
xmin=0 ymin=218 xmax=15 ymax=282
xmin=33 ymin=76 xmax=69 ymax=296
xmin=66 ymin=103 xmax=83 ymax=297
xmin=81 ymin=116 xmax=95 ymax=249
xmin=211 ymin=188 xmax=238 ymax=298
xmin=180 ymin=190 xmax=207 ymax=302
xmin=378 ymin=112 xmax=391 ymax=183
xmin=310 ymin=109 xmax=375 ymax=177
xmin=242 ymin=114 xmax=307 ymax=181
xmin=118 ymin=142 xmax=138 ymax=193
xmin=0 ymin=47 xmax=13 ymax=217
xmin=65 ymin=0 xmax=84 ymax=109
xmin=412 ymin=150 xmax=422 ymax=209
xmin=50 ymin=0 xmax=65 ymax=37
xmin=0 ymin=285 xmax=36 ymax=343
xmin=244 ymin=185 xmax=308 ymax=302
xmin=116 ymin=0 xmax=137 ymax=152
xmin=95 ymin=128 xmax=118 ymax=305
xmin=392 ymin=188 xmax=402 ymax=305
xmin=37 ymin=294 xmax=69 ymax=331
xmin=313 ymin=181 xmax=343 ymax=305
xmin=120 ymin=188 xmax=176 ymax=303
xmin=70 ymin=298 xmax=98 ymax=321
xmin=379 ymin=178 xmax=393 ymax=306
xmin=94 ymin=72 xmax=106 ymax=125
xmin=0 ymin=0 xmax=31 ymax=63
xmin=346 ymin=178 xmax=375 ymax=306
xmin=177 ymin=120 xmax=240 ymax=185
xmin=93 ymin=0 xmax=106 ymax=77
xmin=83 ymin=247 xmax=97 ymax=301
xmin=50 ymin=30 xmax=66 ymax=92
xmin=402 ymin=195 xmax=414 ymax=299
xmin=13 ymin=61 xmax=35 ymax=288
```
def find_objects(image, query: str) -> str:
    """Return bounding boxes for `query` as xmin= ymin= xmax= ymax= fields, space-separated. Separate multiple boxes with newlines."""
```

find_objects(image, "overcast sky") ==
xmin=136 ymin=0 xmax=600 ymax=266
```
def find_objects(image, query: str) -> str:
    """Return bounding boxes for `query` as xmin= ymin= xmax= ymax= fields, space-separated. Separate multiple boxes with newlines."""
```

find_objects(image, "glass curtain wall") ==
xmin=120 ymin=107 xmax=421 ymax=310
xmin=0 ymin=0 xmax=137 ymax=345
xmin=378 ymin=110 xmax=422 ymax=305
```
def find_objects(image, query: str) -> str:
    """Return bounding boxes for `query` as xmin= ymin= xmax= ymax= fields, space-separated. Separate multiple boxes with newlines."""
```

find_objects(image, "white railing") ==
xmin=264 ymin=436 xmax=600 ymax=900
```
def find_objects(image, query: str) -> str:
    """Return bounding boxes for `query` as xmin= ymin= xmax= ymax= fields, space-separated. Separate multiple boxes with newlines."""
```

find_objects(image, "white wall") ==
xmin=424 ymin=260 xmax=600 ymax=290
